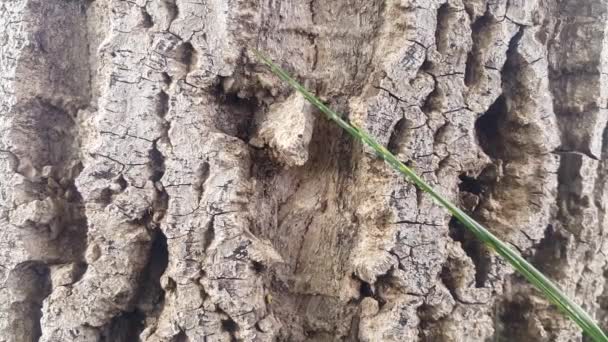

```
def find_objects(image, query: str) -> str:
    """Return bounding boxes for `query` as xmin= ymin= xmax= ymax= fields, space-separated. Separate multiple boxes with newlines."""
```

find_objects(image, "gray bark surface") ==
xmin=0 ymin=0 xmax=607 ymax=341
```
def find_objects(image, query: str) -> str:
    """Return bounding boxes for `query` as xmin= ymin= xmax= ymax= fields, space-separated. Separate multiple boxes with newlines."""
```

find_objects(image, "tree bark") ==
xmin=1 ymin=0 xmax=607 ymax=341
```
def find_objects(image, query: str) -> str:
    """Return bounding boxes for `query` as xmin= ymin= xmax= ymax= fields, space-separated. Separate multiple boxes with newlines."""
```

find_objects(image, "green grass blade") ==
xmin=254 ymin=51 xmax=608 ymax=342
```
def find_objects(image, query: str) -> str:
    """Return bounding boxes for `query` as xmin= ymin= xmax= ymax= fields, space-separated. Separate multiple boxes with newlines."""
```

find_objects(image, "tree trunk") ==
xmin=1 ymin=0 xmax=607 ymax=341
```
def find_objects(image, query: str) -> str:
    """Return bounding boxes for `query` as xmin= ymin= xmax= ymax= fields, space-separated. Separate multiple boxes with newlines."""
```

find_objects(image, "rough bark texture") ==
xmin=1 ymin=0 xmax=607 ymax=341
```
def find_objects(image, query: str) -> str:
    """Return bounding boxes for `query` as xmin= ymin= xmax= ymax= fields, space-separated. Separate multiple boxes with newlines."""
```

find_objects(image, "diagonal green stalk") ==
xmin=254 ymin=51 xmax=608 ymax=342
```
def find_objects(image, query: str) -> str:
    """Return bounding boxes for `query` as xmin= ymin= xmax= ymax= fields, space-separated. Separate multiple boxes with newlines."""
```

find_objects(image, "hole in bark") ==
xmin=597 ymin=270 xmax=608 ymax=340
xmin=171 ymin=331 xmax=189 ymax=342
xmin=387 ymin=117 xmax=408 ymax=154
xmin=421 ymin=72 xmax=440 ymax=113
xmin=157 ymin=90 xmax=170 ymax=119
xmin=138 ymin=229 xmax=169 ymax=310
xmin=458 ymin=173 xmax=483 ymax=195
xmin=475 ymin=95 xmax=506 ymax=159
xmin=439 ymin=264 xmax=458 ymax=298
xmin=91 ymin=169 xmax=117 ymax=180
xmin=421 ymin=59 xmax=433 ymax=72
xmin=148 ymin=230 xmax=169 ymax=287
xmin=504 ymin=27 xmax=524 ymax=73
xmin=496 ymin=299 xmax=534 ymax=340
xmin=72 ymin=261 xmax=88 ymax=283
xmin=117 ymin=175 xmax=128 ymax=190
xmin=221 ymin=318 xmax=239 ymax=333
xmin=124 ymin=230 xmax=168 ymax=333
xmin=161 ymin=72 xmax=173 ymax=86
xmin=250 ymin=148 xmax=280 ymax=181
xmin=194 ymin=162 xmax=210 ymax=193
xmin=463 ymin=4 xmax=475 ymax=20
xmin=417 ymin=304 xmax=431 ymax=339
xmin=149 ymin=144 xmax=166 ymax=182
xmin=602 ymin=112 xmax=608 ymax=159
xmin=203 ymin=215 xmax=215 ymax=250
xmin=176 ymin=42 xmax=197 ymax=72
xmin=434 ymin=3 xmax=451 ymax=53
xmin=464 ymin=52 xmax=479 ymax=87
xmin=163 ymin=0 xmax=179 ymax=23
xmin=98 ymin=187 xmax=113 ymax=205
xmin=140 ymin=8 xmax=153 ymax=28
xmin=352 ymin=274 xmax=387 ymax=308
xmin=213 ymin=81 xmax=259 ymax=141
xmin=13 ymin=99 xmax=77 ymax=168
xmin=464 ymin=15 xmax=492 ymax=87
xmin=6 ymin=261 xmax=51 ymax=342
xmin=359 ymin=281 xmax=374 ymax=298
xmin=533 ymin=224 xmax=567 ymax=275
xmin=448 ymin=217 xmax=490 ymax=287
xmin=251 ymin=260 xmax=265 ymax=273
xmin=101 ymin=310 xmax=145 ymax=342
xmin=500 ymin=300 xmax=529 ymax=323
xmin=448 ymin=217 xmax=466 ymax=245
xmin=233 ymin=244 xmax=248 ymax=259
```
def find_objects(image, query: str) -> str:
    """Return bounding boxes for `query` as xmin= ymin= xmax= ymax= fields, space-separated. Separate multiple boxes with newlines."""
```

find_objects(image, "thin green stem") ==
xmin=254 ymin=50 xmax=608 ymax=342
